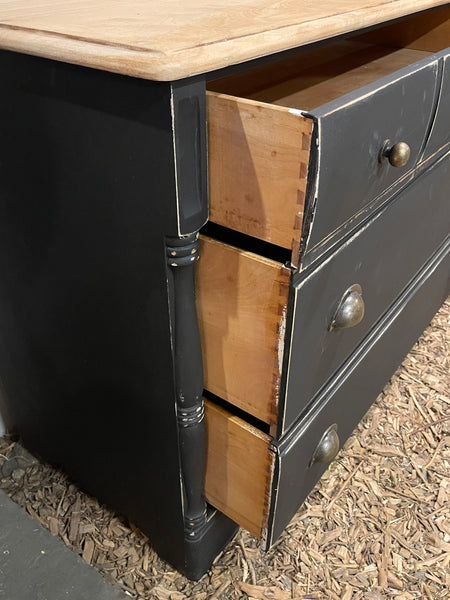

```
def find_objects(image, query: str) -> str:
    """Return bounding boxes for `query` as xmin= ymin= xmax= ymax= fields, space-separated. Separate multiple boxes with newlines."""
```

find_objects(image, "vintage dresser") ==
xmin=0 ymin=1 xmax=448 ymax=580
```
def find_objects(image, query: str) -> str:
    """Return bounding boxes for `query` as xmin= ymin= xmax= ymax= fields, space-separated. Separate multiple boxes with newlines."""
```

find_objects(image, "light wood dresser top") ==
xmin=0 ymin=1 xmax=447 ymax=80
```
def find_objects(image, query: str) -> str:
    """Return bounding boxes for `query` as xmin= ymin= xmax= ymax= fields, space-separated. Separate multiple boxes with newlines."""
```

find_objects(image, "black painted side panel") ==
xmin=304 ymin=55 xmax=440 ymax=254
xmin=268 ymin=238 xmax=450 ymax=546
xmin=0 ymin=51 xmax=187 ymax=567
xmin=281 ymin=152 xmax=450 ymax=433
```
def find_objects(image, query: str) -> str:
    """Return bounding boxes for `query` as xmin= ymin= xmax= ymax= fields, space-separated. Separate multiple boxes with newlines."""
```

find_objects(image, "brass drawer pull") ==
xmin=380 ymin=139 xmax=411 ymax=168
xmin=329 ymin=284 xmax=365 ymax=330
xmin=310 ymin=424 xmax=340 ymax=466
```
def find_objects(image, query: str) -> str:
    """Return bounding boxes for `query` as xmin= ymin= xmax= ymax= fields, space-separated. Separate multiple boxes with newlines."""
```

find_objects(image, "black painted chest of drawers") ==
xmin=0 ymin=6 xmax=448 ymax=580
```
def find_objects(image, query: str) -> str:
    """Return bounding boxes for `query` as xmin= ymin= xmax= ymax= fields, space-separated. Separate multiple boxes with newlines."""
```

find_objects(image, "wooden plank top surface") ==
xmin=0 ymin=1 xmax=447 ymax=80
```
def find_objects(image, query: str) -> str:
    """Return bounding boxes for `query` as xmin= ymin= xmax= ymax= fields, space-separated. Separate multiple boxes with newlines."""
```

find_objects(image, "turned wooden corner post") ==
xmin=166 ymin=79 xmax=238 ymax=578
xmin=166 ymin=231 xmax=207 ymax=537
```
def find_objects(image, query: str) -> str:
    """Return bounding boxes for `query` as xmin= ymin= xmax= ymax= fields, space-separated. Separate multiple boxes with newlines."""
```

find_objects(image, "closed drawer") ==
xmin=282 ymin=152 xmax=450 ymax=432
xmin=204 ymin=238 xmax=450 ymax=546
xmin=208 ymin=40 xmax=443 ymax=262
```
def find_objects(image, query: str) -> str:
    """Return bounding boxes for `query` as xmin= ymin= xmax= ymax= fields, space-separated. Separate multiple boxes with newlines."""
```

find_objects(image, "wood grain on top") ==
xmin=0 ymin=1 xmax=447 ymax=80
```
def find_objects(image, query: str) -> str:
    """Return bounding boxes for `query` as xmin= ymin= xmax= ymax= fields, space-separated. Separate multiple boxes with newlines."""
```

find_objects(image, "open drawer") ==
xmin=207 ymin=6 xmax=450 ymax=263
xmin=204 ymin=238 xmax=450 ymax=546
xmin=197 ymin=150 xmax=450 ymax=435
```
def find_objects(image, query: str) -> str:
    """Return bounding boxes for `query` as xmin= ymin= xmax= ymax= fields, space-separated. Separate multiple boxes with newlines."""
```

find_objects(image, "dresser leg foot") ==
xmin=184 ymin=508 xmax=239 ymax=580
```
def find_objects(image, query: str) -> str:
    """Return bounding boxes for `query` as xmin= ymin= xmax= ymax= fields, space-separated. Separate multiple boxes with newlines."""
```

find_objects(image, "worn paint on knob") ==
xmin=329 ymin=284 xmax=365 ymax=330
xmin=310 ymin=424 xmax=340 ymax=466
xmin=380 ymin=139 xmax=411 ymax=168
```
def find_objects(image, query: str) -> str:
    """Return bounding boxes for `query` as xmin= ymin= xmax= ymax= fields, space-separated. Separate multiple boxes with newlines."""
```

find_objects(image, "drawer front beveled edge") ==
xmin=422 ymin=49 xmax=450 ymax=160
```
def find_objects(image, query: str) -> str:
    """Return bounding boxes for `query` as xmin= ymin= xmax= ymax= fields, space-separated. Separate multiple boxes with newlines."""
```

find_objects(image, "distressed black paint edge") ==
xmin=275 ymin=277 xmax=297 ymax=439
xmin=296 ymin=116 xmax=320 ymax=269
xmin=171 ymin=80 xmax=208 ymax=236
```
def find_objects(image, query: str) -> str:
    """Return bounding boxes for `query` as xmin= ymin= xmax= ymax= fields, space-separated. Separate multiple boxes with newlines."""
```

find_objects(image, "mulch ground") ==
xmin=0 ymin=300 xmax=449 ymax=600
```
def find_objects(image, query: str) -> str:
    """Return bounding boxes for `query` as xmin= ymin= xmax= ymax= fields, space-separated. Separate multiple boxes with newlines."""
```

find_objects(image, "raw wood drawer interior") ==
xmin=196 ymin=235 xmax=289 ymax=430
xmin=206 ymin=6 xmax=450 ymax=256
xmin=208 ymin=41 xmax=431 ymax=110
xmin=203 ymin=399 xmax=275 ymax=539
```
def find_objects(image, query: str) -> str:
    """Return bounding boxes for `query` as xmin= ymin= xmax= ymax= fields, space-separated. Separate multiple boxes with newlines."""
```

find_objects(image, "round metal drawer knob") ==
xmin=310 ymin=424 xmax=340 ymax=466
xmin=329 ymin=284 xmax=365 ymax=330
xmin=380 ymin=140 xmax=411 ymax=168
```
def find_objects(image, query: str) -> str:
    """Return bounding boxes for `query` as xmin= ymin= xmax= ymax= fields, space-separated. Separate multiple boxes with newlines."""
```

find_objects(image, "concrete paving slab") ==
xmin=0 ymin=489 xmax=128 ymax=600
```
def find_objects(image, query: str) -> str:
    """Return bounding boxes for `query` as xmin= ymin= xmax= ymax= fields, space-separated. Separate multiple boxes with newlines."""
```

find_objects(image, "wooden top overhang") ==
xmin=0 ymin=0 xmax=448 ymax=81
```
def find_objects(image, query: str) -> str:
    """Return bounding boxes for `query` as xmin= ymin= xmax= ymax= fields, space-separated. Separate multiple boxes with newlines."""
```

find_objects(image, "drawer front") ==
xmin=268 ymin=240 xmax=450 ymax=546
xmin=423 ymin=49 xmax=450 ymax=160
xmin=304 ymin=55 xmax=440 ymax=253
xmin=282 ymin=153 xmax=450 ymax=433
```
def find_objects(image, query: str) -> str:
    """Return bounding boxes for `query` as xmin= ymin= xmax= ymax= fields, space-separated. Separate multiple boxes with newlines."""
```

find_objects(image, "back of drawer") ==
xmin=281 ymin=153 xmax=450 ymax=433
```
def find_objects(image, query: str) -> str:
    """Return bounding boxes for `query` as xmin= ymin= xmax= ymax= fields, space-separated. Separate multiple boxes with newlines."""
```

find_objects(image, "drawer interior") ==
xmin=206 ymin=88 xmax=312 ymax=260
xmin=196 ymin=235 xmax=290 ymax=430
xmin=208 ymin=6 xmax=450 ymax=111
xmin=208 ymin=41 xmax=431 ymax=111
xmin=206 ymin=6 xmax=450 ymax=258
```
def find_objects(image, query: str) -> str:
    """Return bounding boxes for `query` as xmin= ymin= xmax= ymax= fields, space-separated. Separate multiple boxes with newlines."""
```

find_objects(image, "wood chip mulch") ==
xmin=0 ymin=299 xmax=449 ymax=600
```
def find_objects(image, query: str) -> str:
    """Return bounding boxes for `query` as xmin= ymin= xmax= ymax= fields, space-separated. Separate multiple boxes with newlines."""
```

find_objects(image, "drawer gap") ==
xmin=203 ymin=389 xmax=271 ymax=436
xmin=201 ymin=222 xmax=292 ymax=265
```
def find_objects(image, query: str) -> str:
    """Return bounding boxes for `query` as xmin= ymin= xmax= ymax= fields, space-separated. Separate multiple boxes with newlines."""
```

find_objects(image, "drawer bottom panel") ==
xmin=268 ymin=237 xmax=450 ymax=546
